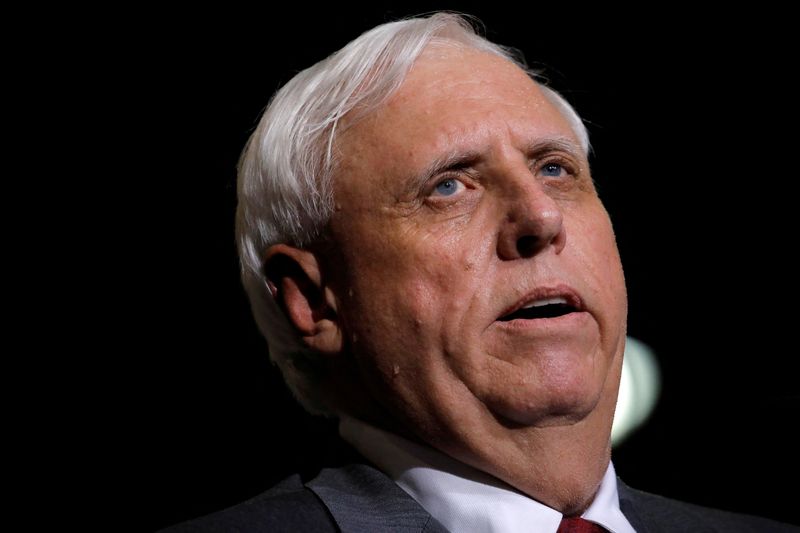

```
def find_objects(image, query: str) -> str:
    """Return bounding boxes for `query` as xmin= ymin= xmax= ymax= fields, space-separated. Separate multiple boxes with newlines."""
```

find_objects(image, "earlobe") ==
xmin=263 ymin=244 xmax=343 ymax=356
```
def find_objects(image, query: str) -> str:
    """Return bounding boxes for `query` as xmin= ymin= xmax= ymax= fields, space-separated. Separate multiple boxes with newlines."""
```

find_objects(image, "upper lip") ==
xmin=497 ymin=284 xmax=584 ymax=320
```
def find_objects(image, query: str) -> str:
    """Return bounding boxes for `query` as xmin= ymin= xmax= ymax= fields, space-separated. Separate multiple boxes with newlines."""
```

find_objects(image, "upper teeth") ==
xmin=522 ymin=297 xmax=568 ymax=309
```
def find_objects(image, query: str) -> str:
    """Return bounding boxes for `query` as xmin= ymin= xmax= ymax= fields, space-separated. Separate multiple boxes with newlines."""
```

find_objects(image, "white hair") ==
xmin=235 ymin=12 xmax=591 ymax=415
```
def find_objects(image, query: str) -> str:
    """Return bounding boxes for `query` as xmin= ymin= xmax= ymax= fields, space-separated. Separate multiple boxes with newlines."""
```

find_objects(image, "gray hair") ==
xmin=235 ymin=12 xmax=591 ymax=415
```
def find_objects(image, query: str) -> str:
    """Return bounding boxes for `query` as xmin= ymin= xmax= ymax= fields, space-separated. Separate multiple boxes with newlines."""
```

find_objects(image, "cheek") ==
xmin=349 ymin=211 xmax=490 ymax=299
xmin=567 ymin=205 xmax=627 ymax=321
xmin=337 ymin=255 xmax=471 ymax=419
xmin=337 ymin=220 xmax=493 ymax=359
xmin=337 ymin=243 xmax=434 ymax=351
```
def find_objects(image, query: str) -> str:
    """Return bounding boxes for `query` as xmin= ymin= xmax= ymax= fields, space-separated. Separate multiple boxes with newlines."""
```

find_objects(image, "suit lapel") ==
xmin=618 ymin=492 xmax=648 ymax=531
xmin=617 ymin=478 xmax=655 ymax=533
xmin=308 ymin=463 xmax=449 ymax=533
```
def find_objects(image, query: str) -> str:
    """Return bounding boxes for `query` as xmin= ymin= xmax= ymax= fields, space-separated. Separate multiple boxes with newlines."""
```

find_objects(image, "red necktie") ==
xmin=557 ymin=517 xmax=608 ymax=533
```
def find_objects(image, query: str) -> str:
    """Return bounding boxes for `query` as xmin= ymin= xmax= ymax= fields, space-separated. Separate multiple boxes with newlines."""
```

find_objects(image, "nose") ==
xmin=496 ymin=180 xmax=566 ymax=260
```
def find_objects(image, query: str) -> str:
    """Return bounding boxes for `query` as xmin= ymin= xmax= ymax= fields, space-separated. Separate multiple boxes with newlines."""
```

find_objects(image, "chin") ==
xmin=489 ymin=381 xmax=603 ymax=427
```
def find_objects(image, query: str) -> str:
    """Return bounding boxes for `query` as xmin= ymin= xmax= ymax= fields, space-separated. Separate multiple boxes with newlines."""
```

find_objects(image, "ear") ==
xmin=263 ymin=243 xmax=343 ymax=356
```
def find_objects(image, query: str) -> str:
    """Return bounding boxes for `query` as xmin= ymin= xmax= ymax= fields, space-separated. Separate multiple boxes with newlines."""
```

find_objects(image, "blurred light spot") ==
xmin=611 ymin=336 xmax=660 ymax=446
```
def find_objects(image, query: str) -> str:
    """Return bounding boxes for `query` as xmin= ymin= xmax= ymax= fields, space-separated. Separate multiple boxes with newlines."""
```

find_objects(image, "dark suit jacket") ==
xmin=160 ymin=463 xmax=797 ymax=532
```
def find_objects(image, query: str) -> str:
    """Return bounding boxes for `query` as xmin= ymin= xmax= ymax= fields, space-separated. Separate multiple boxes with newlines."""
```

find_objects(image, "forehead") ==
xmin=335 ymin=44 xmax=579 ymax=182
xmin=393 ymin=44 xmax=547 ymax=114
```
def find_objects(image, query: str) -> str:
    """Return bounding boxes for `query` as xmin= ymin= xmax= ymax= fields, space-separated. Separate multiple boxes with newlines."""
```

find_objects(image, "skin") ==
xmin=268 ymin=44 xmax=628 ymax=515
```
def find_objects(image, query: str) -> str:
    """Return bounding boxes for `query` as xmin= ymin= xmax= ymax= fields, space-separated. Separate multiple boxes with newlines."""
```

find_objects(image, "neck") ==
xmin=333 ymin=353 xmax=620 ymax=514
xmin=345 ymin=399 xmax=614 ymax=514
xmin=432 ymin=403 xmax=615 ymax=514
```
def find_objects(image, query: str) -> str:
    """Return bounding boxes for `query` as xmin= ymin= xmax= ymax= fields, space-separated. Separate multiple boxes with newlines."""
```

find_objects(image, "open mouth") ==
xmin=498 ymin=297 xmax=579 ymax=321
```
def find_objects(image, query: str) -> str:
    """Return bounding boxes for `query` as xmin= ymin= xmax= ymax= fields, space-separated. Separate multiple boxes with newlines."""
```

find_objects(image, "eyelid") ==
xmin=427 ymin=175 xmax=461 ymax=198
xmin=532 ymin=153 xmax=578 ymax=176
xmin=426 ymin=170 xmax=471 ymax=195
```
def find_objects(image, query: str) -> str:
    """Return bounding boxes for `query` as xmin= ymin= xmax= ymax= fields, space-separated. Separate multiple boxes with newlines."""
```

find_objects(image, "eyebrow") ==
xmin=416 ymin=149 xmax=482 ymax=185
xmin=524 ymin=137 xmax=583 ymax=160
xmin=409 ymin=136 xmax=584 ymax=190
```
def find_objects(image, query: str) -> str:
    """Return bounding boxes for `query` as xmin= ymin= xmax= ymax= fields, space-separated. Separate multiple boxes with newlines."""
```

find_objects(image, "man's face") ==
xmin=326 ymin=45 xmax=627 ymax=449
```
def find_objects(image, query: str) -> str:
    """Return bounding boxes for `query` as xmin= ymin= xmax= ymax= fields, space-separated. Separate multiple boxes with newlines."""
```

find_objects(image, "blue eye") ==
xmin=433 ymin=178 xmax=462 ymax=196
xmin=541 ymin=163 xmax=565 ymax=177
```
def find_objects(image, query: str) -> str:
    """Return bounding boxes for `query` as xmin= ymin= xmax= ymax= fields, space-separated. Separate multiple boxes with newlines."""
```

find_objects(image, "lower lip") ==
xmin=493 ymin=310 xmax=591 ymax=332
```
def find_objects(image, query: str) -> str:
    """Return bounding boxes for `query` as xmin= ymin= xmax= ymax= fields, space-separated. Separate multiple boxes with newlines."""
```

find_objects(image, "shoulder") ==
xmin=618 ymin=480 xmax=798 ymax=533
xmin=157 ymin=463 xmax=443 ymax=533
xmin=157 ymin=473 xmax=337 ymax=533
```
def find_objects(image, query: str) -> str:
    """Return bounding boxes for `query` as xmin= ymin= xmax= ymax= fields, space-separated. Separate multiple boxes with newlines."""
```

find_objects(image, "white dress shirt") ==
xmin=340 ymin=415 xmax=636 ymax=533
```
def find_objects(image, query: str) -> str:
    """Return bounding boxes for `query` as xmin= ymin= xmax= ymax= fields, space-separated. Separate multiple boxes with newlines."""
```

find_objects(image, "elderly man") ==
xmin=164 ymin=13 xmax=795 ymax=533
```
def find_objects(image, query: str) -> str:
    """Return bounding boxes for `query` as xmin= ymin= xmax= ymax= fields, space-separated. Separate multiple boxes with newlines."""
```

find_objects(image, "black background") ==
xmin=104 ymin=3 xmax=799 ymax=531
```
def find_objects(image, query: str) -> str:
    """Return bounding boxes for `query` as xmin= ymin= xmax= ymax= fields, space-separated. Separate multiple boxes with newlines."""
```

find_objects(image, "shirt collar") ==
xmin=339 ymin=415 xmax=636 ymax=533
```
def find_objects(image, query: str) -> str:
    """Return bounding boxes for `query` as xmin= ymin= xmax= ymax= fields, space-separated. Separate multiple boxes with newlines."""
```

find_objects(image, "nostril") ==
xmin=516 ymin=235 xmax=540 ymax=257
